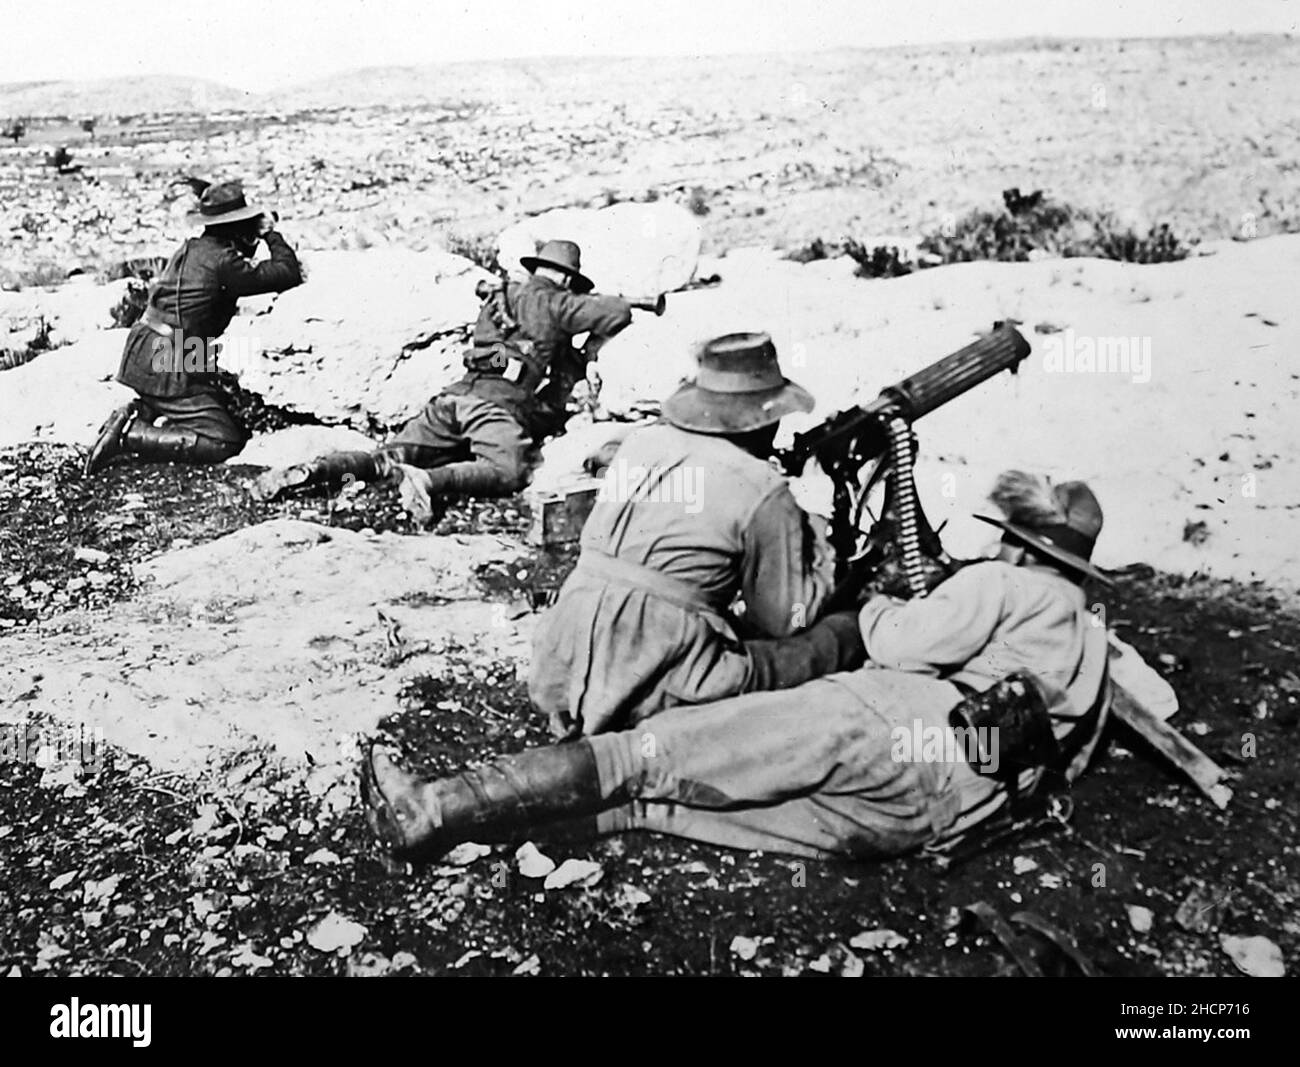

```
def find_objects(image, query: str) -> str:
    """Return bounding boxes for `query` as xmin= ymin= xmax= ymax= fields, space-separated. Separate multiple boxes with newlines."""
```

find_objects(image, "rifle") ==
xmin=778 ymin=323 xmax=1030 ymax=605
xmin=474 ymin=278 xmax=666 ymax=316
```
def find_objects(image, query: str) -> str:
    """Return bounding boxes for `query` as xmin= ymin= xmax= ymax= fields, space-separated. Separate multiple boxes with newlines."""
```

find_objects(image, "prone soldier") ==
xmin=253 ymin=240 xmax=636 ymax=523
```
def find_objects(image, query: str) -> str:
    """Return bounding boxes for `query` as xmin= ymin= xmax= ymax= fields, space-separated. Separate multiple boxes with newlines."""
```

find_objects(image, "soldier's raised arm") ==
xmin=219 ymin=228 xmax=303 ymax=298
xmin=553 ymin=289 xmax=633 ymax=342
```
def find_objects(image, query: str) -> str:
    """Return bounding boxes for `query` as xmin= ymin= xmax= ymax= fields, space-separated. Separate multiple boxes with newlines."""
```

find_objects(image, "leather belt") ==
xmin=573 ymin=550 xmax=718 ymax=616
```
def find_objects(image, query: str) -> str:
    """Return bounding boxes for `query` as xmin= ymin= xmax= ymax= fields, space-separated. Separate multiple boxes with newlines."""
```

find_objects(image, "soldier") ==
xmin=84 ymin=180 xmax=303 ymax=474
xmin=360 ymin=470 xmax=1112 ymax=864
xmin=252 ymin=240 xmax=634 ymax=523
xmin=530 ymin=332 xmax=864 ymax=737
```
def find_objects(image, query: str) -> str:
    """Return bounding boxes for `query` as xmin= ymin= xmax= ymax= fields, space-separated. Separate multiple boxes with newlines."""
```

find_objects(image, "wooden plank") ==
xmin=1109 ymin=682 xmax=1233 ymax=810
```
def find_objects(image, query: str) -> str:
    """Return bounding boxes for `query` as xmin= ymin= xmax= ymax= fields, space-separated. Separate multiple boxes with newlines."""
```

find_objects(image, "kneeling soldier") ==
xmin=85 ymin=180 xmax=303 ymax=473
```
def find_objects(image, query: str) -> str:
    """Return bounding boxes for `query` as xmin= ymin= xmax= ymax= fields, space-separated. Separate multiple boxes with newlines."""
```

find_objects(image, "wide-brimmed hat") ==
xmin=520 ymin=239 xmax=594 ymax=293
xmin=186 ymin=180 xmax=267 ymax=227
xmin=662 ymin=332 xmax=815 ymax=435
xmin=974 ymin=471 xmax=1111 ymax=585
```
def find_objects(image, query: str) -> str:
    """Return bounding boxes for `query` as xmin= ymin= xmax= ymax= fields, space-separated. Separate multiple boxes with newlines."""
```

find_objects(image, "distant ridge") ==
xmin=1 ymin=34 xmax=1293 ymax=118
xmin=0 ymin=75 xmax=252 ymax=118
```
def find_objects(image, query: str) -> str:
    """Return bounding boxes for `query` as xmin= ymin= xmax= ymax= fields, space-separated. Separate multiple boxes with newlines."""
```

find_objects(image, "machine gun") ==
xmin=778 ymin=323 xmax=1031 ymax=604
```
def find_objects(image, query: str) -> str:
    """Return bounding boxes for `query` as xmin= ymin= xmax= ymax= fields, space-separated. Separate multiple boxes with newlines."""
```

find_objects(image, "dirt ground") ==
xmin=3 ymin=33 xmax=1297 ymax=977
xmin=1 ymin=446 xmax=1295 ymax=976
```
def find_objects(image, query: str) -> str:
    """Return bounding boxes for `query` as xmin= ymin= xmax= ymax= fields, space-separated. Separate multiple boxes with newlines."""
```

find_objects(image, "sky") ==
xmin=1 ymin=0 xmax=1296 ymax=92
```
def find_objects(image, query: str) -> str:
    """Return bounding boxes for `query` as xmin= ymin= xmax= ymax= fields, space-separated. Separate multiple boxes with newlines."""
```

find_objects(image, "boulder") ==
xmin=589 ymin=236 xmax=1300 ymax=593
xmin=0 ymin=331 xmax=132 ymax=448
xmin=496 ymin=201 xmax=702 ymax=298
xmin=0 ymin=520 xmax=533 ymax=772
xmin=234 ymin=425 xmax=380 ymax=469
xmin=222 ymin=248 xmax=494 ymax=429
xmin=0 ymin=277 xmax=134 ymax=357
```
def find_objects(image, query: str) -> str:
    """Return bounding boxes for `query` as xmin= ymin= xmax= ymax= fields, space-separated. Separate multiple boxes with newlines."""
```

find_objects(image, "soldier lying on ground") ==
xmin=360 ymin=470 xmax=1112 ymax=863
xmin=85 ymin=180 xmax=304 ymax=473
xmin=530 ymin=332 xmax=864 ymax=738
xmin=253 ymin=240 xmax=635 ymax=525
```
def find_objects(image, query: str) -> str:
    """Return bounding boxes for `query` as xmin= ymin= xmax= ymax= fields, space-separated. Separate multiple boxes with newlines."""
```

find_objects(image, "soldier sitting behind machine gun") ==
xmin=253 ymin=240 xmax=639 ymax=525
xmin=359 ymin=468 xmax=1113 ymax=866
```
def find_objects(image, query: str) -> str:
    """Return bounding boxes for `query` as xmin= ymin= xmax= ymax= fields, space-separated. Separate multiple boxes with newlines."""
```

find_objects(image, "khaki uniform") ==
xmin=529 ymin=422 xmax=836 ymax=736
xmin=379 ymin=274 xmax=633 ymax=494
xmin=116 ymin=231 xmax=302 ymax=453
xmin=585 ymin=560 xmax=1110 ymax=859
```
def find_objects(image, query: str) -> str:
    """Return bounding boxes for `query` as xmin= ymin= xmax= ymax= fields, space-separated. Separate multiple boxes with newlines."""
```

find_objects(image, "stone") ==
xmin=496 ymin=201 xmax=702 ymax=299
xmin=0 ymin=331 xmax=132 ymax=448
xmin=234 ymin=425 xmax=380 ymax=469
xmin=0 ymin=519 xmax=533 ymax=774
xmin=0 ymin=279 xmax=134 ymax=355
xmin=223 ymin=249 xmax=494 ymax=430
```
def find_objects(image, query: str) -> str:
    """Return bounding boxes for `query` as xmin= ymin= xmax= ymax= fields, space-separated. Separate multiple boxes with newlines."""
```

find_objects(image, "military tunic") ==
xmin=529 ymin=421 xmax=837 ymax=735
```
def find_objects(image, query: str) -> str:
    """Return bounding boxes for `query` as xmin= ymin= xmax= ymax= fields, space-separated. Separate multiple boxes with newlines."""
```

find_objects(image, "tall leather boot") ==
xmin=119 ymin=421 xmax=240 ymax=465
xmin=744 ymin=610 xmax=867 ymax=692
xmin=250 ymin=450 xmax=389 ymax=502
xmin=359 ymin=741 xmax=612 ymax=859
xmin=83 ymin=401 xmax=140 ymax=476
xmin=395 ymin=459 xmax=518 ymax=525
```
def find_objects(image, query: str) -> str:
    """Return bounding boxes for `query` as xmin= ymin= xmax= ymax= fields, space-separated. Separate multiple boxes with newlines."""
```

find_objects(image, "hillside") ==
xmin=0 ymin=75 xmax=252 ymax=118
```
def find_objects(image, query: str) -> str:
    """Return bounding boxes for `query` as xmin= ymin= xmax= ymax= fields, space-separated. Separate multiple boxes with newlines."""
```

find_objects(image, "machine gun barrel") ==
xmin=879 ymin=323 xmax=1030 ymax=420
xmin=783 ymin=324 xmax=1030 ymax=475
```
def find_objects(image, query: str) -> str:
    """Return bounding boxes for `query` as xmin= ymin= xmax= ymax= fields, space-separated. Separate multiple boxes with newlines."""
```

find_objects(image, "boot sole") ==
xmin=83 ymin=404 xmax=136 ymax=477
xmin=358 ymin=743 xmax=416 ymax=853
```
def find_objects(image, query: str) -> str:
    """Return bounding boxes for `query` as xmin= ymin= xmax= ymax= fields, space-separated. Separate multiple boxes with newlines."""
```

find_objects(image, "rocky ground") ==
xmin=3 ymin=33 xmax=1297 ymax=978
xmin=0 ymin=445 xmax=1296 ymax=976
xmin=4 ymin=35 xmax=1300 ymax=286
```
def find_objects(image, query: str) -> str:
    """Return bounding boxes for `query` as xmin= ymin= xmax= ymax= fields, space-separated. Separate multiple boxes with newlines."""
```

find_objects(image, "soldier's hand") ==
xmin=583 ymin=439 xmax=624 ymax=478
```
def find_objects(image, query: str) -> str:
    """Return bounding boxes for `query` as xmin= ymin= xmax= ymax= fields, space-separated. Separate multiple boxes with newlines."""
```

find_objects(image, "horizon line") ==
xmin=0 ymin=29 xmax=1292 ymax=96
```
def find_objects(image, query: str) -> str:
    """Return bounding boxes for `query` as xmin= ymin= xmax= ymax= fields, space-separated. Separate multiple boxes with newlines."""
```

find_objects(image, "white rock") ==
xmin=0 ymin=331 xmax=132 ymax=448
xmin=849 ymin=929 xmax=909 ymax=952
xmin=225 ymin=249 xmax=493 ymax=429
xmin=542 ymin=857 xmax=603 ymax=890
xmin=305 ymin=912 xmax=367 ymax=955
xmin=515 ymin=841 xmax=557 ymax=879
xmin=496 ymin=201 xmax=702 ymax=299
xmin=1127 ymin=905 xmax=1155 ymax=933
xmin=303 ymin=848 xmax=340 ymax=866
xmin=235 ymin=425 xmax=379 ymax=469
xmin=444 ymin=841 xmax=492 ymax=866
xmin=1220 ymin=934 xmax=1285 ymax=977
xmin=0 ymin=279 xmax=133 ymax=351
